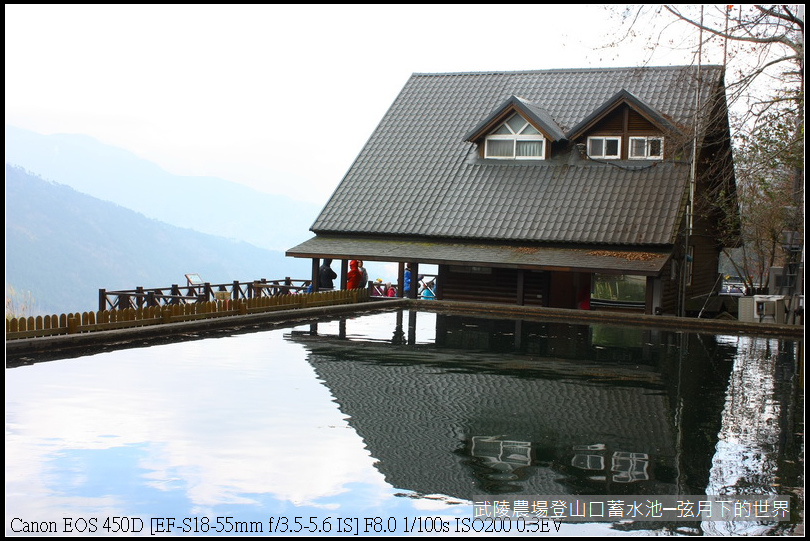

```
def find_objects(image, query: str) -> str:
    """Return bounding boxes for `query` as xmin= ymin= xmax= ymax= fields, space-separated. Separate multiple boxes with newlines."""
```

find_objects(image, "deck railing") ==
xmin=98 ymin=278 xmax=311 ymax=311
xmin=368 ymin=274 xmax=438 ymax=299
xmin=6 ymin=289 xmax=369 ymax=341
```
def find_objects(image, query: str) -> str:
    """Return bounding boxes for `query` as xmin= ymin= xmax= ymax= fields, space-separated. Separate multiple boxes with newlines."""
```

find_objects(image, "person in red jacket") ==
xmin=347 ymin=260 xmax=363 ymax=290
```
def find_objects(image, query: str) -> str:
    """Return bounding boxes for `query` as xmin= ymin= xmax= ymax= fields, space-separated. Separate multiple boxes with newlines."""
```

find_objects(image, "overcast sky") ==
xmin=6 ymin=4 xmax=708 ymax=206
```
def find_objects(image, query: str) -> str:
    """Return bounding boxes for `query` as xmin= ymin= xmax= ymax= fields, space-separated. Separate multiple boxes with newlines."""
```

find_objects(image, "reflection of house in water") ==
xmin=289 ymin=312 xmax=737 ymax=500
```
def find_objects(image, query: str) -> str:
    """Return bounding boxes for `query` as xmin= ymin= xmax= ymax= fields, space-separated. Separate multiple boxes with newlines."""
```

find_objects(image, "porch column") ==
xmin=517 ymin=269 xmax=525 ymax=306
xmin=397 ymin=263 xmax=405 ymax=297
xmin=436 ymin=265 xmax=447 ymax=300
xmin=340 ymin=259 xmax=349 ymax=290
xmin=408 ymin=262 xmax=419 ymax=299
xmin=311 ymin=258 xmax=320 ymax=291
xmin=647 ymin=276 xmax=663 ymax=315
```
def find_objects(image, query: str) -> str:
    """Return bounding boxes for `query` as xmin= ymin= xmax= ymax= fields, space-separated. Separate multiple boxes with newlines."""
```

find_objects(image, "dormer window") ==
xmin=484 ymin=113 xmax=545 ymax=160
xmin=587 ymin=136 xmax=621 ymax=159
xmin=629 ymin=137 xmax=663 ymax=160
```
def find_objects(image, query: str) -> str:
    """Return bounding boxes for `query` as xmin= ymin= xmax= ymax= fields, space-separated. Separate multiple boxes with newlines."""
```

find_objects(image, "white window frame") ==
xmin=629 ymin=136 xmax=664 ymax=160
xmin=587 ymin=136 xmax=621 ymax=159
xmin=484 ymin=114 xmax=545 ymax=160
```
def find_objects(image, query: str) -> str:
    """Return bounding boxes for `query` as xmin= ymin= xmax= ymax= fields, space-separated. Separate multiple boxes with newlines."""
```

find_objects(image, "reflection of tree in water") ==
xmin=709 ymin=337 xmax=785 ymax=493
xmin=704 ymin=336 xmax=801 ymax=535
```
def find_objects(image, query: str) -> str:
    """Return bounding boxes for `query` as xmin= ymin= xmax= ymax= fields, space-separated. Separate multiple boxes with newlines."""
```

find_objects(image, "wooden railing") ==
xmin=368 ymin=274 xmax=438 ymax=299
xmin=7 ymin=289 xmax=369 ymax=340
xmin=98 ymin=278 xmax=311 ymax=311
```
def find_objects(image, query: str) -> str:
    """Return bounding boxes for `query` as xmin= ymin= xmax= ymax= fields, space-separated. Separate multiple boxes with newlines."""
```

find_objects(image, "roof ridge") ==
xmin=411 ymin=65 xmax=723 ymax=77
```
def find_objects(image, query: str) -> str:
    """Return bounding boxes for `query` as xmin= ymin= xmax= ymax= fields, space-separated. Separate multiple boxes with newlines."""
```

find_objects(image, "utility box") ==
xmin=753 ymin=295 xmax=787 ymax=324
xmin=738 ymin=297 xmax=756 ymax=323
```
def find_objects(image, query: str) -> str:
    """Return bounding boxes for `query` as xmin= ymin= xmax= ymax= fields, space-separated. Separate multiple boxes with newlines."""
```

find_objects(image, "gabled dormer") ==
xmin=567 ymin=90 xmax=682 ymax=161
xmin=464 ymin=96 xmax=565 ymax=160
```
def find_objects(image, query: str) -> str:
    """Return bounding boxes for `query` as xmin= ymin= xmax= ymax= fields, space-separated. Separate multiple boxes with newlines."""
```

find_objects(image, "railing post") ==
xmin=204 ymin=282 xmax=213 ymax=302
xmin=99 ymin=288 xmax=106 ymax=312
xmin=232 ymin=280 xmax=239 ymax=300
xmin=136 ymin=286 xmax=145 ymax=309
xmin=67 ymin=314 xmax=78 ymax=334
xmin=171 ymin=284 xmax=180 ymax=305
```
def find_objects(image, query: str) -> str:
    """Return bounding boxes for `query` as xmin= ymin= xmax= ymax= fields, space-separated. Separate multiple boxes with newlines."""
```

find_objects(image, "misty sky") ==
xmin=6 ymin=4 xmax=712 ymax=207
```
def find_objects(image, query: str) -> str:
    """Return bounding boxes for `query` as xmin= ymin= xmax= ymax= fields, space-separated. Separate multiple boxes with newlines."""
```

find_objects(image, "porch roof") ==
xmin=286 ymin=235 xmax=671 ymax=275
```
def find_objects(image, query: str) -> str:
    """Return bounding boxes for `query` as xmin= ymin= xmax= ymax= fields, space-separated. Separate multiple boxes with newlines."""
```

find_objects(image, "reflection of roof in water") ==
xmin=291 ymin=333 xmax=678 ymax=499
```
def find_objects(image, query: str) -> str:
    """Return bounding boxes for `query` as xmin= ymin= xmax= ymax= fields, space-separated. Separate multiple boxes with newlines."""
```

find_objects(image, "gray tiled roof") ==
xmin=309 ymin=66 xmax=724 ymax=247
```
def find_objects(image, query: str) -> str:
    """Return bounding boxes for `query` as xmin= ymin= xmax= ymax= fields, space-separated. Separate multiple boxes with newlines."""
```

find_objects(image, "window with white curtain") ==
xmin=629 ymin=136 xmax=664 ymax=160
xmin=484 ymin=113 xmax=545 ymax=160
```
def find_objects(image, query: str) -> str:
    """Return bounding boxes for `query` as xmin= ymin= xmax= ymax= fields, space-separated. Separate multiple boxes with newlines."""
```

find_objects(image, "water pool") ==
xmin=5 ymin=310 xmax=803 ymax=536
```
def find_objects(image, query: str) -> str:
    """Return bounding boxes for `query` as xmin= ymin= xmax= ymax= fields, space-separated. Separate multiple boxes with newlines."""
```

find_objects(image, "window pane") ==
xmin=516 ymin=140 xmax=542 ymax=157
xmin=649 ymin=138 xmax=662 ymax=157
xmin=521 ymin=124 xmax=541 ymax=135
xmin=506 ymin=114 xmax=526 ymax=134
xmin=592 ymin=274 xmax=646 ymax=302
xmin=486 ymin=139 xmax=514 ymax=157
xmin=630 ymin=138 xmax=646 ymax=157
xmin=605 ymin=139 xmax=619 ymax=156
xmin=588 ymin=139 xmax=604 ymax=156
xmin=493 ymin=124 xmax=511 ymax=135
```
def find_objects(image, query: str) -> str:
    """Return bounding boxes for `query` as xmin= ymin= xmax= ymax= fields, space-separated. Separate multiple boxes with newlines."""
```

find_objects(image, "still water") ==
xmin=5 ymin=310 xmax=803 ymax=536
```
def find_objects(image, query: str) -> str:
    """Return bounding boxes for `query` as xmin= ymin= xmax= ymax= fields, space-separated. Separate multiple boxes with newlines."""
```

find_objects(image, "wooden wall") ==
xmin=438 ymin=265 xmax=590 ymax=309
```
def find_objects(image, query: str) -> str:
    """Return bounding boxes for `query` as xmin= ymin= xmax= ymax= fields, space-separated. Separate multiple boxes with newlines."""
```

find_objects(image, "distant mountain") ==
xmin=5 ymin=125 xmax=320 ymax=252
xmin=6 ymin=165 xmax=310 ymax=315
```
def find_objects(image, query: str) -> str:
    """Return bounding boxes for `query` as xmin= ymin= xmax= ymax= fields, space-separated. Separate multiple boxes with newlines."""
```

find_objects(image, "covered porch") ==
xmin=286 ymin=235 xmax=672 ymax=314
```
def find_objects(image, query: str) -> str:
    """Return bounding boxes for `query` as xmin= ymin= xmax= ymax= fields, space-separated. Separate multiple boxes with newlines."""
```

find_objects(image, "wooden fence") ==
xmin=7 ymin=289 xmax=369 ymax=341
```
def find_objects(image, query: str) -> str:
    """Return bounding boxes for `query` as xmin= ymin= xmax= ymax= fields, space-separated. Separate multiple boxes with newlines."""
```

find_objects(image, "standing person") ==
xmin=404 ymin=264 xmax=412 ymax=297
xmin=347 ymin=260 xmax=363 ymax=290
xmin=357 ymin=260 xmax=369 ymax=289
xmin=421 ymin=279 xmax=436 ymax=300
xmin=318 ymin=258 xmax=337 ymax=290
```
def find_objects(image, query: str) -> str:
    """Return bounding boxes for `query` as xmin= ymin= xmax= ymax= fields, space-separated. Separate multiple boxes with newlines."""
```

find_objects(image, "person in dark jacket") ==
xmin=319 ymin=259 xmax=337 ymax=290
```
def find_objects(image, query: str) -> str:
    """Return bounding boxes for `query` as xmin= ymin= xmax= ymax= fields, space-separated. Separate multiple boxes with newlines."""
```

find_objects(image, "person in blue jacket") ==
xmin=403 ymin=265 xmax=412 ymax=297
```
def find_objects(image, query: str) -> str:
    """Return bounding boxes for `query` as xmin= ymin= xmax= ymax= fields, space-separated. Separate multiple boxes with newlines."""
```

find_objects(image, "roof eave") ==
xmin=567 ymin=89 xmax=684 ymax=141
xmin=464 ymin=96 xmax=567 ymax=143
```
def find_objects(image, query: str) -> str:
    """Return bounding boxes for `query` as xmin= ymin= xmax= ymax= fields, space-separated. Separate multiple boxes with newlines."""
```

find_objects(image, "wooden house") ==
xmin=287 ymin=66 xmax=738 ymax=315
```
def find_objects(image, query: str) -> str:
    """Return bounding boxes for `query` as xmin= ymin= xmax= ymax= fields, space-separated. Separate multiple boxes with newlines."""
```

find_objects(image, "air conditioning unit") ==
xmin=753 ymin=295 xmax=787 ymax=324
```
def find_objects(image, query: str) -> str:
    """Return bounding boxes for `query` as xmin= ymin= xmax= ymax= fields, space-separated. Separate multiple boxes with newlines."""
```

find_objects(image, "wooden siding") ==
xmin=440 ymin=266 xmax=519 ymax=304
xmin=439 ymin=266 xmax=595 ymax=309
xmin=522 ymin=270 xmax=551 ymax=306
xmin=577 ymin=105 xmax=664 ymax=160
xmin=627 ymin=109 xmax=657 ymax=132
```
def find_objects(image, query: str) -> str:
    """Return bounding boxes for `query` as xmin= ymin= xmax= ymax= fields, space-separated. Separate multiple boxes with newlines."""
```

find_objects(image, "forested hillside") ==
xmin=6 ymin=165 xmax=309 ymax=315
xmin=5 ymin=125 xmax=320 ymax=252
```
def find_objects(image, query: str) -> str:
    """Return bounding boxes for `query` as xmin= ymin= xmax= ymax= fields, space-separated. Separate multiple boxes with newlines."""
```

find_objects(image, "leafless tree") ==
xmin=609 ymin=5 xmax=804 ymax=292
